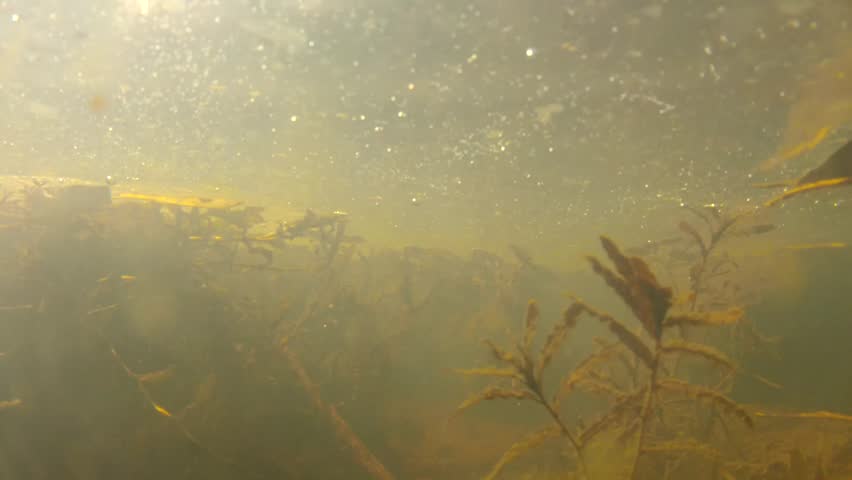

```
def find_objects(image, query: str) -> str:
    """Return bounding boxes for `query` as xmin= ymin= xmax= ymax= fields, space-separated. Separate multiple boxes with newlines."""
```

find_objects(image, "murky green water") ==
xmin=0 ymin=1 xmax=850 ymax=479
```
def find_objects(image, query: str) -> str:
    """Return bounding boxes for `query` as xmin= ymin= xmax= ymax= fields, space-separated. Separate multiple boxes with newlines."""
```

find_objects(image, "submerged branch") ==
xmin=283 ymin=347 xmax=397 ymax=480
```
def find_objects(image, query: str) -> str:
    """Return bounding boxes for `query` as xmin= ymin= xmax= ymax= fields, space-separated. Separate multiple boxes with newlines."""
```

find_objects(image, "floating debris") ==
xmin=796 ymin=137 xmax=852 ymax=185
xmin=0 ymin=304 xmax=33 ymax=311
xmin=762 ymin=138 xmax=852 ymax=206
xmin=753 ymin=409 xmax=852 ymax=422
xmin=153 ymin=403 xmax=172 ymax=417
xmin=764 ymin=177 xmax=852 ymax=207
xmin=0 ymin=398 xmax=22 ymax=410
xmin=135 ymin=365 xmax=176 ymax=385
xmin=784 ymin=242 xmax=847 ymax=251
xmin=115 ymin=192 xmax=243 ymax=210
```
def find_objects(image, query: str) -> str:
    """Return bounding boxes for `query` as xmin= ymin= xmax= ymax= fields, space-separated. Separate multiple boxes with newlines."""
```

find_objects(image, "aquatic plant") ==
xmin=577 ymin=236 xmax=752 ymax=479
xmin=455 ymin=236 xmax=753 ymax=479
xmin=676 ymin=206 xmax=743 ymax=311
xmin=454 ymin=300 xmax=589 ymax=479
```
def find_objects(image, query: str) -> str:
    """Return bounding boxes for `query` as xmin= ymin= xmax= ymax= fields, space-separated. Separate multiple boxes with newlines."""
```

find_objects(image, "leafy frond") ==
xmin=536 ymin=303 xmax=583 ymax=379
xmin=483 ymin=339 xmax=523 ymax=370
xmin=455 ymin=386 xmax=534 ymax=416
xmin=521 ymin=300 xmax=539 ymax=353
xmin=573 ymin=300 xmax=654 ymax=368
xmin=642 ymin=439 xmax=722 ymax=460
xmin=587 ymin=236 xmax=673 ymax=339
xmin=660 ymin=340 xmax=736 ymax=373
xmin=663 ymin=308 xmax=744 ymax=328
xmin=554 ymin=343 xmax=620 ymax=403
xmin=454 ymin=367 xmax=521 ymax=380
xmin=657 ymin=379 xmax=753 ymax=428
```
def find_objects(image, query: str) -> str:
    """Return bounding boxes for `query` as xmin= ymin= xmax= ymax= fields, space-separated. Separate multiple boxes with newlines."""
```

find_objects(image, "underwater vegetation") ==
xmin=0 ymin=177 xmax=383 ymax=479
xmin=455 ymin=235 xmax=754 ymax=479
xmin=0 ymin=175 xmax=849 ymax=480
xmin=455 ymin=232 xmax=852 ymax=479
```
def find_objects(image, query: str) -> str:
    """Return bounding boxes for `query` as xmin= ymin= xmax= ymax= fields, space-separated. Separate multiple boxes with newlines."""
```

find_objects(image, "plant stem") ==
xmin=628 ymin=350 xmax=661 ymax=480
xmin=530 ymin=385 xmax=590 ymax=480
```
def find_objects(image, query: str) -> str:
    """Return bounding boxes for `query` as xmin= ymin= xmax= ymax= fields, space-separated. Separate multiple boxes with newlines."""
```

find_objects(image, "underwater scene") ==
xmin=1 ymin=0 xmax=851 ymax=479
